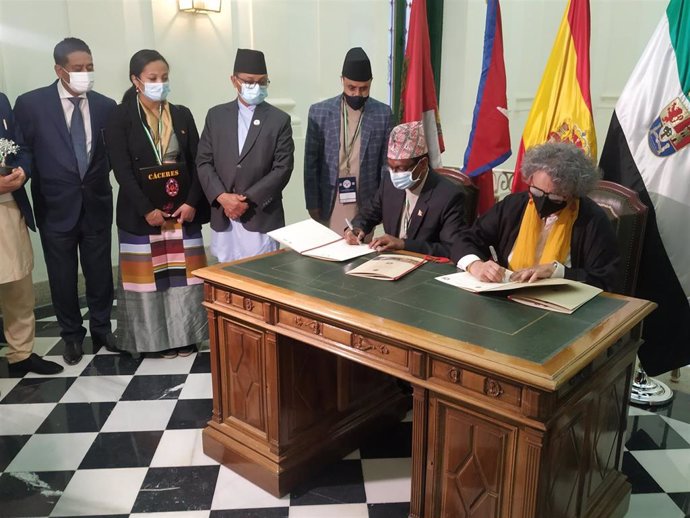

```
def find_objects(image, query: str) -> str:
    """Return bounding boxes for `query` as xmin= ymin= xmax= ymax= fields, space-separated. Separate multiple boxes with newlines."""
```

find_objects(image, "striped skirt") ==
xmin=116 ymin=222 xmax=208 ymax=353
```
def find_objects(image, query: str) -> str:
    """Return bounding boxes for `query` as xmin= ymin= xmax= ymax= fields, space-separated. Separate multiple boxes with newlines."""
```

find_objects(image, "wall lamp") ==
xmin=178 ymin=0 xmax=221 ymax=14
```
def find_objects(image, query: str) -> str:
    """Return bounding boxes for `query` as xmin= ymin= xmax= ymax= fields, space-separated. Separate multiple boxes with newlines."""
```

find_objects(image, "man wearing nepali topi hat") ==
xmin=344 ymin=121 xmax=466 ymax=258
xmin=197 ymin=48 xmax=294 ymax=261
xmin=304 ymin=47 xmax=392 ymax=233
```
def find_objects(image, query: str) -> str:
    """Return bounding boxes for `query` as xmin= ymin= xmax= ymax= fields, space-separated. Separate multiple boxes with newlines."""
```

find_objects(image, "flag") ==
xmin=599 ymin=0 xmax=690 ymax=376
xmin=511 ymin=0 xmax=596 ymax=192
xmin=400 ymin=0 xmax=444 ymax=168
xmin=462 ymin=0 xmax=511 ymax=215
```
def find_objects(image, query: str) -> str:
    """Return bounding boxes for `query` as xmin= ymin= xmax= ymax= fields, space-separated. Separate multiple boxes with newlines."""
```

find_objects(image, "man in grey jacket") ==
xmin=197 ymin=48 xmax=294 ymax=262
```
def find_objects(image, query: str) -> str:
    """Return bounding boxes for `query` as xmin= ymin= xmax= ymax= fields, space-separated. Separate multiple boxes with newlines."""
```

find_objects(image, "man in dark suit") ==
xmin=13 ymin=38 xmax=117 ymax=365
xmin=304 ymin=47 xmax=392 ymax=233
xmin=0 ymin=92 xmax=62 ymax=375
xmin=197 ymin=48 xmax=294 ymax=262
xmin=345 ymin=121 xmax=466 ymax=259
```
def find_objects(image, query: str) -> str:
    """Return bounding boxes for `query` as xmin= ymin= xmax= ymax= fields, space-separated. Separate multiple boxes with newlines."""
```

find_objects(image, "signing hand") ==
xmin=145 ymin=209 xmax=169 ymax=227
xmin=509 ymin=263 xmax=556 ymax=283
xmin=172 ymin=203 xmax=196 ymax=224
xmin=217 ymin=193 xmax=248 ymax=220
xmin=344 ymin=227 xmax=365 ymax=245
xmin=467 ymin=260 xmax=505 ymax=283
xmin=369 ymin=234 xmax=404 ymax=252
xmin=0 ymin=167 xmax=26 ymax=194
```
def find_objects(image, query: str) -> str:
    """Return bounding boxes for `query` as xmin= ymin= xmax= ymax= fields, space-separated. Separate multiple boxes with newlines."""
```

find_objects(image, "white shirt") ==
xmin=398 ymin=170 xmax=429 ymax=239
xmin=57 ymin=80 xmax=92 ymax=156
xmin=237 ymin=101 xmax=255 ymax=153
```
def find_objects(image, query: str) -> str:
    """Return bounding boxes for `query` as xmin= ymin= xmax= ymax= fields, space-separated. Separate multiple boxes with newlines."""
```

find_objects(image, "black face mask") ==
xmin=532 ymin=195 xmax=567 ymax=219
xmin=344 ymin=94 xmax=368 ymax=110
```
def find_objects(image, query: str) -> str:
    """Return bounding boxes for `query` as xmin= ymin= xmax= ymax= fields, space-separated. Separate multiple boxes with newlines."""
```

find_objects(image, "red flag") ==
xmin=400 ymin=0 xmax=444 ymax=168
xmin=511 ymin=0 xmax=596 ymax=192
xmin=462 ymin=0 xmax=511 ymax=215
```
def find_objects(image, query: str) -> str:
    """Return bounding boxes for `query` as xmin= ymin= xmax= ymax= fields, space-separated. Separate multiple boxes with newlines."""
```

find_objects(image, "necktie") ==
xmin=68 ymin=97 xmax=88 ymax=178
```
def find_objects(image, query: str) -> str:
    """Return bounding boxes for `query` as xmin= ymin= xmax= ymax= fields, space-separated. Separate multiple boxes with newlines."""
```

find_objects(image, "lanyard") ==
xmin=342 ymin=100 xmax=364 ymax=174
xmin=137 ymin=100 xmax=164 ymax=166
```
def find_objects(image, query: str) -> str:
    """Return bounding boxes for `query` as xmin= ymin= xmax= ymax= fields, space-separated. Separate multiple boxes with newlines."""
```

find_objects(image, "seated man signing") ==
xmin=344 ymin=121 xmax=465 ymax=258
xmin=451 ymin=141 xmax=621 ymax=292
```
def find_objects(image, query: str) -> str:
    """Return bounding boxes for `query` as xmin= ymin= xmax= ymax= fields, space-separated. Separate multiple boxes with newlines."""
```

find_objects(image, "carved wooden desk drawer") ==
xmin=277 ymin=308 xmax=352 ymax=346
xmin=429 ymin=357 xmax=522 ymax=408
xmin=350 ymin=334 xmax=410 ymax=371
xmin=213 ymin=287 xmax=265 ymax=320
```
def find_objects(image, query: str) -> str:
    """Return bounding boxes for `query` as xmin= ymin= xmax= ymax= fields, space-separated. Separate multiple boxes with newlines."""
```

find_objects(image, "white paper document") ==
xmin=268 ymin=218 xmax=373 ymax=262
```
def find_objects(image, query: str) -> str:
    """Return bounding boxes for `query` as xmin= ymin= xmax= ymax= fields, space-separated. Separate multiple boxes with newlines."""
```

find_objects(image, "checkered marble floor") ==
xmin=1 ymin=303 xmax=690 ymax=518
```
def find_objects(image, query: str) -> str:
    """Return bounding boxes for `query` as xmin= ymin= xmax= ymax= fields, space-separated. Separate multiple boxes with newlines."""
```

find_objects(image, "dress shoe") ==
xmin=9 ymin=353 xmax=64 ymax=375
xmin=176 ymin=344 xmax=197 ymax=357
xmin=92 ymin=332 xmax=121 ymax=353
xmin=63 ymin=341 xmax=83 ymax=365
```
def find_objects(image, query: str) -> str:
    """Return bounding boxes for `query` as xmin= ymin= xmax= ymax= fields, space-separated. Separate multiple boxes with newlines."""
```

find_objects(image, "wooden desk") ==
xmin=194 ymin=251 xmax=655 ymax=518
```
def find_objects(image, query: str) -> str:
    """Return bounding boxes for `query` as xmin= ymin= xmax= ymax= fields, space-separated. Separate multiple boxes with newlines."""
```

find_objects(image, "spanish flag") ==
xmin=511 ymin=0 xmax=596 ymax=192
xmin=400 ymin=0 xmax=444 ymax=169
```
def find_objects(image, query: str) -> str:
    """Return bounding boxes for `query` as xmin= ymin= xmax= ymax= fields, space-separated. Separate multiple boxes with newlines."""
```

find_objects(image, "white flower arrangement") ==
xmin=0 ymin=138 xmax=20 ymax=167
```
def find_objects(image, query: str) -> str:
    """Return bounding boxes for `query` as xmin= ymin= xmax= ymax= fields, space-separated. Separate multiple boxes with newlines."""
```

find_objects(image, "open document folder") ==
xmin=267 ymin=218 xmax=373 ymax=262
xmin=346 ymin=254 xmax=426 ymax=281
xmin=435 ymin=271 xmax=602 ymax=314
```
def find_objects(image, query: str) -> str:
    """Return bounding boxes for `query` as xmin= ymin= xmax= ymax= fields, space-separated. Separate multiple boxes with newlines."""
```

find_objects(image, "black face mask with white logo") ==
xmin=533 ymin=194 xmax=567 ymax=219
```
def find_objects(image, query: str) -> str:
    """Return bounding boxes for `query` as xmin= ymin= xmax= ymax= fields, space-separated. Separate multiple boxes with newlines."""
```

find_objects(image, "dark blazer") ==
xmin=105 ymin=95 xmax=210 ymax=235
xmin=197 ymin=99 xmax=294 ymax=233
xmin=1 ymin=92 xmax=34 ymax=230
xmin=13 ymin=80 xmax=116 ymax=233
xmin=351 ymin=169 xmax=466 ymax=258
xmin=450 ymin=192 xmax=622 ymax=292
xmin=304 ymin=95 xmax=392 ymax=220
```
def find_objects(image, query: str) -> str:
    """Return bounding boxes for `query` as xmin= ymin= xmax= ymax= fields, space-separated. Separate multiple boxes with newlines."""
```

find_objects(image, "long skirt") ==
xmin=117 ymin=221 xmax=208 ymax=354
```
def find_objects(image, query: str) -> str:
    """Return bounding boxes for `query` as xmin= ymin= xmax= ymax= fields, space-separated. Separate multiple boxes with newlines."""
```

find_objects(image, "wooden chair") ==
xmin=587 ymin=180 xmax=648 ymax=297
xmin=588 ymin=180 xmax=674 ymax=404
xmin=435 ymin=167 xmax=480 ymax=226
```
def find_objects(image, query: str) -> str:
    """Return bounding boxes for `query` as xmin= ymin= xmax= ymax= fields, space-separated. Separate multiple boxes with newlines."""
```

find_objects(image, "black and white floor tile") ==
xmin=1 ymin=303 xmax=689 ymax=517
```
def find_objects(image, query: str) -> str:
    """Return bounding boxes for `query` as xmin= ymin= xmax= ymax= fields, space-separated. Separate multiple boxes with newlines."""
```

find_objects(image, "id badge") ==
xmin=338 ymin=176 xmax=357 ymax=204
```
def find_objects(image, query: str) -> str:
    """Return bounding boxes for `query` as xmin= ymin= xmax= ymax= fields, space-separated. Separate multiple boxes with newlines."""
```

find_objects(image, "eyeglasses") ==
xmin=529 ymin=185 xmax=566 ymax=203
xmin=236 ymin=76 xmax=270 ymax=87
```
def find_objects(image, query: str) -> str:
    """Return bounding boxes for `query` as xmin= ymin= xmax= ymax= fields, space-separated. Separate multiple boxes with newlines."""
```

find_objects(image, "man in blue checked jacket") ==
xmin=304 ymin=47 xmax=392 ymax=233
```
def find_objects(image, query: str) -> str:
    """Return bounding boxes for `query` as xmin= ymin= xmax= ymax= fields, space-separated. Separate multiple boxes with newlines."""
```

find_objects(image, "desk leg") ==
xmin=410 ymin=386 xmax=428 ymax=518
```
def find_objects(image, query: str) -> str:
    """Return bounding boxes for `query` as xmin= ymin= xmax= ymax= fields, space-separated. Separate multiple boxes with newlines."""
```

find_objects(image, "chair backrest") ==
xmin=435 ymin=167 xmax=480 ymax=226
xmin=587 ymin=180 xmax=648 ymax=296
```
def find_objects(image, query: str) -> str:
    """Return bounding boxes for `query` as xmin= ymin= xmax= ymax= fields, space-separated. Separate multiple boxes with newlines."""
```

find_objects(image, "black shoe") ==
xmin=9 ymin=353 xmax=64 ymax=375
xmin=63 ymin=341 xmax=83 ymax=365
xmin=92 ymin=332 xmax=120 ymax=353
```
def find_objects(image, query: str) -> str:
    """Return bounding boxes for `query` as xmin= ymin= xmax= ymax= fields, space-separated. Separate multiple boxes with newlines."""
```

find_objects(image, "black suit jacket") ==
xmin=351 ymin=169 xmax=466 ymax=258
xmin=196 ymin=99 xmax=294 ymax=233
xmin=1 ymin=92 xmax=34 ymax=230
xmin=450 ymin=192 xmax=622 ymax=292
xmin=13 ymin=81 xmax=116 ymax=233
xmin=105 ymin=96 xmax=210 ymax=235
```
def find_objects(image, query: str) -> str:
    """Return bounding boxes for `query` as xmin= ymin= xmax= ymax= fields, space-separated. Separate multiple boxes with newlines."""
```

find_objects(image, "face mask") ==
xmin=344 ymin=94 xmax=368 ymax=110
xmin=65 ymin=70 xmax=95 ymax=94
xmin=240 ymin=83 xmax=268 ymax=105
xmin=389 ymin=169 xmax=416 ymax=190
xmin=141 ymin=81 xmax=170 ymax=102
xmin=532 ymin=194 xmax=568 ymax=219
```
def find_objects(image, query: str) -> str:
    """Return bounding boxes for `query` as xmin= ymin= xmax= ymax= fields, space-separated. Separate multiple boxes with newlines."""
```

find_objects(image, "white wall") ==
xmin=0 ymin=0 xmax=668 ymax=286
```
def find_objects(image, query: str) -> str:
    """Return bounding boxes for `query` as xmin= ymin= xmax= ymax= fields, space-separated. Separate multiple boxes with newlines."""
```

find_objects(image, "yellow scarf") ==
xmin=508 ymin=198 xmax=580 ymax=271
xmin=140 ymin=99 xmax=173 ymax=161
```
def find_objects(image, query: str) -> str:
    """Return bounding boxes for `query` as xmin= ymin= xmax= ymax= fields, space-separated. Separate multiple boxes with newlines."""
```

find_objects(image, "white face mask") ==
xmin=64 ymin=70 xmax=95 ymax=94
xmin=240 ymin=83 xmax=268 ymax=105
xmin=389 ymin=169 xmax=416 ymax=190
xmin=141 ymin=81 xmax=170 ymax=102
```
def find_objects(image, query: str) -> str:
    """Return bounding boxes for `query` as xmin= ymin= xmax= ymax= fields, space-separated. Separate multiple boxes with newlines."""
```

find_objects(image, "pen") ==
xmin=489 ymin=245 xmax=499 ymax=263
xmin=345 ymin=218 xmax=362 ymax=243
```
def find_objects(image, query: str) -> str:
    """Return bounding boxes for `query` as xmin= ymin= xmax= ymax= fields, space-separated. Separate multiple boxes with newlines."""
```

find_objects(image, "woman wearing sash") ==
xmin=106 ymin=49 xmax=210 ymax=358
xmin=451 ymin=142 xmax=621 ymax=292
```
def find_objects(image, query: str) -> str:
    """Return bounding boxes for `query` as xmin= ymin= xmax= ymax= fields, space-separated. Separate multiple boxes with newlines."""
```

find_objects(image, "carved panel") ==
xmin=543 ymin=402 xmax=589 ymax=518
xmin=586 ymin=370 xmax=629 ymax=503
xmin=430 ymin=398 xmax=516 ymax=518
xmin=223 ymin=320 xmax=265 ymax=433
xmin=350 ymin=334 xmax=410 ymax=370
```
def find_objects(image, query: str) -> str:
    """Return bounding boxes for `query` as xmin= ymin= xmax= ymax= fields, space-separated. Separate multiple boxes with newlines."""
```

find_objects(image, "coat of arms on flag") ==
xmin=648 ymin=96 xmax=690 ymax=156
